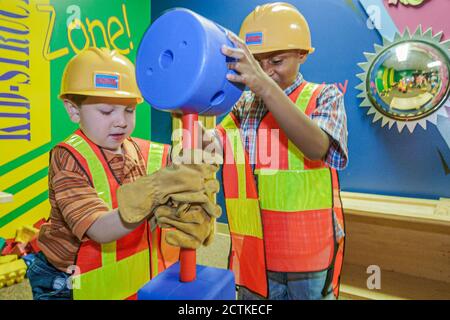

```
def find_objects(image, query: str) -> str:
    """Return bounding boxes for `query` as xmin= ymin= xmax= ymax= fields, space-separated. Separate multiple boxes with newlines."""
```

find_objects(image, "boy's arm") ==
xmin=51 ymin=150 xmax=144 ymax=244
xmin=51 ymin=148 xmax=113 ymax=243
xmin=86 ymin=209 xmax=141 ymax=243
xmin=261 ymin=83 xmax=348 ymax=167
xmin=221 ymin=33 xmax=331 ymax=161
xmin=53 ymin=147 xmax=218 ymax=244
xmin=311 ymin=85 xmax=348 ymax=170
xmin=52 ymin=167 xmax=132 ymax=244
xmin=258 ymin=81 xmax=331 ymax=160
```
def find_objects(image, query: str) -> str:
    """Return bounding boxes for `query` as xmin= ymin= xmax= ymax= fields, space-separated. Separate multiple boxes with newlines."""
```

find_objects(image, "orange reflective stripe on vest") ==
xmin=59 ymin=130 xmax=170 ymax=300
xmin=217 ymin=114 xmax=268 ymax=298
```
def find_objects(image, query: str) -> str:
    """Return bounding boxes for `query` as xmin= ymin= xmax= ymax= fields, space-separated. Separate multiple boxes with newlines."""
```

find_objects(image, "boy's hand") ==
xmin=221 ymin=31 xmax=272 ymax=97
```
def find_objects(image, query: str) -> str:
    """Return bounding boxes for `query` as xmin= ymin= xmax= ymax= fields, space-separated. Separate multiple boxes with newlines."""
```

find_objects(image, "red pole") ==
xmin=179 ymin=113 xmax=198 ymax=282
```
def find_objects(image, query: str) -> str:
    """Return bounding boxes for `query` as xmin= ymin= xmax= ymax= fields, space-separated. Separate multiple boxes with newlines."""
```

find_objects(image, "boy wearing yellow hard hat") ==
xmin=26 ymin=48 xmax=219 ymax=300
xmin=218 ymin=2 xmax=348 ymax=300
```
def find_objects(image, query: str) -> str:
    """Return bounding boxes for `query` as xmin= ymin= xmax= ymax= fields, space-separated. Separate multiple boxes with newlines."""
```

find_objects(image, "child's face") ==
xmin=254 ymin=50 xmax=307 ymax=90
xmin=64 ymin=96 xmax=137 ymax=153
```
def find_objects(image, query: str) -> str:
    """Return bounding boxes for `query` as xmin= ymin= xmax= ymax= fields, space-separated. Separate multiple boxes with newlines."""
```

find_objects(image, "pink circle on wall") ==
xmin=384 ymin=0 xmax=450 ymax=40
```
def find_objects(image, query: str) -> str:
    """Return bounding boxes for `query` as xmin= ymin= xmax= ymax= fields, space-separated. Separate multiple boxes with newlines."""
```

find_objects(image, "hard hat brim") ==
xmin=59 ymin=91 xmax=144 ymax=104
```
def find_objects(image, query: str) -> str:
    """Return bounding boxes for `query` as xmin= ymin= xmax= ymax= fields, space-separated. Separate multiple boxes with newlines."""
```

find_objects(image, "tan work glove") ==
xmin=155 ymin=203 xmax=216 ymax=249
xmin=170 ymin=148 xmax=222 ymax=217
xmin=117 ymin=163 xmax=219 ymax=224
xmin=162 ymin=157 xmax=221 ymax=218
xmin=154 ymin=146 xmax=221 ymax=248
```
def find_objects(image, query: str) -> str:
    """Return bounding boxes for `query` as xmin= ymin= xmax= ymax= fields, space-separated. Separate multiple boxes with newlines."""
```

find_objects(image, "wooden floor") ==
xmin=2 ymin=192 xmax=449 ymax=300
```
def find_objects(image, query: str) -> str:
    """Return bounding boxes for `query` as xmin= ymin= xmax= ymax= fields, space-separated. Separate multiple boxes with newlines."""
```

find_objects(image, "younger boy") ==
xmin=27 ymin=48 xmax=218 ymax=300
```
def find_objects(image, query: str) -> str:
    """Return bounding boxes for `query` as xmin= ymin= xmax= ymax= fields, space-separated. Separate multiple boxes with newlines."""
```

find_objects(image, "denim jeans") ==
xmin=238 ymin=270 xmax=336 ymax=300
xmin=26 ymin=252 xmax=72 ymax=300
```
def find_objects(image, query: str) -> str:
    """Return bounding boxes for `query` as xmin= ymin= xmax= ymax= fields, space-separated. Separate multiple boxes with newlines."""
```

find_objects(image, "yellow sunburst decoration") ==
xmin=356 ymin=26 xmax=450 ymax=133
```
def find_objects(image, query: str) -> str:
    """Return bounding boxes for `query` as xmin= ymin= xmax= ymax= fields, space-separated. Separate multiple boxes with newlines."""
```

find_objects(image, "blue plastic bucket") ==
xmin=136 ymin=8 xmax=244 ymax=116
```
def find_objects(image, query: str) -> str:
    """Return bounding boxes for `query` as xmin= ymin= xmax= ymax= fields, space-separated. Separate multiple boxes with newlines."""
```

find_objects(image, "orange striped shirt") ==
xmin=38 ymin=138 xmax=148 ymax=272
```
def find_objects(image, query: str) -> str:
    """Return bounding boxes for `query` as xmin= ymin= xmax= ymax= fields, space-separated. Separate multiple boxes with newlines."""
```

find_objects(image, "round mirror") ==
xmin=367 ymin=41 xmax=450 ymax=121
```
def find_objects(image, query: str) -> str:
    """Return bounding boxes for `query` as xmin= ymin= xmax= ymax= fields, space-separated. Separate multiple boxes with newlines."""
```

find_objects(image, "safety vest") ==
xmin=217 ymin=82 xmax=345 ymax=298
xmin=58 ymin=129 xmax=179 ymax=300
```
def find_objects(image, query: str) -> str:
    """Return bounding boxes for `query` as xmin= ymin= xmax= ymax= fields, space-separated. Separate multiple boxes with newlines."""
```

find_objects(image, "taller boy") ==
xmin=218 ymin=2 xmax=348 ymax=300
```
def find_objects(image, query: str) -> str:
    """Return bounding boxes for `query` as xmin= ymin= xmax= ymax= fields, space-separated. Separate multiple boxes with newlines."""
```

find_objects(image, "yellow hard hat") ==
xmin=239 ymin=2 xmax=314 ymax=55
xmin=60 ymin=47 xmax=143 ymax=104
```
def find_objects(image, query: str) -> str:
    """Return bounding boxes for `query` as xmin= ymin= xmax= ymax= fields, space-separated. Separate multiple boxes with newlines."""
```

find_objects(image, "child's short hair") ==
xmin=63 ymin=94 xmax=88 ymax=107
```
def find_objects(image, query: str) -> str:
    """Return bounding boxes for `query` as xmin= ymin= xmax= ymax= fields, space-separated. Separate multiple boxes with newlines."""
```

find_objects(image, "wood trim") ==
xmin=341 ymin=191 xmax=450 ymax=227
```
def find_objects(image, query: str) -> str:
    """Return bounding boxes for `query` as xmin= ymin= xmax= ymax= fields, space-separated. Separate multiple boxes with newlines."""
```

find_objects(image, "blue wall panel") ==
xmin=150 ymin=0 xmax=450 ymax=222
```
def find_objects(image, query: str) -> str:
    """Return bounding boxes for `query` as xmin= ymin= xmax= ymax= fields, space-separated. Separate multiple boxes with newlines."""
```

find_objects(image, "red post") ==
xmin=179 ymin=113 xmax=199 ymax=282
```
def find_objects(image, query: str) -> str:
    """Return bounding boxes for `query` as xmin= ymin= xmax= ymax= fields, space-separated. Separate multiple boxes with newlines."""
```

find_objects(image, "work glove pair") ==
xmin=117 ymin=161 xmax=220 ymax=224
xmin=154 ymin=148 xmax=222 ymax=249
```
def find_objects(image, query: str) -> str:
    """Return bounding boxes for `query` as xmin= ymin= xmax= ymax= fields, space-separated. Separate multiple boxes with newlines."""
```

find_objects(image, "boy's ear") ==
xmin=63 ymin=99 xmax=81 ymax=123
xmin=298 ymin=51 xmax=308 ymax=64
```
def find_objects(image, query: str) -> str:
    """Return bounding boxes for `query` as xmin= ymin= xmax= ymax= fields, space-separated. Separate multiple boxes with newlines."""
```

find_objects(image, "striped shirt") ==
xmin=38 ymin=138 xmax=148 ymax=272
xmin=231 ymin=73 xmax=348 ymax=170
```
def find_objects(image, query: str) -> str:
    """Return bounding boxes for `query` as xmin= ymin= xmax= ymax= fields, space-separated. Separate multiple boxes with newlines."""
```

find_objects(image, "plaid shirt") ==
xmin=231 ymin=73 xmax=348 ymax=170
xmin=228 ymin=73 xmax=348 ymax=241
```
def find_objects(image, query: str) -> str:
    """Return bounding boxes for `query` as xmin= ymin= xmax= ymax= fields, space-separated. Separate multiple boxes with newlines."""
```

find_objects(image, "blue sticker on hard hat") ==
xmin=94 ymin=73 xmax=119 ymax=89
xmin=245 ymin=32 xmax=263 ymax=45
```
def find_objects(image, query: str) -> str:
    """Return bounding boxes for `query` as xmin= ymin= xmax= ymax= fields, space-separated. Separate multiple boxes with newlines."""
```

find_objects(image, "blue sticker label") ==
xmin=94 ymin=73 xmax=119 ymax=89
xmin=246 ymin=32 xmax=263 ymax=45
